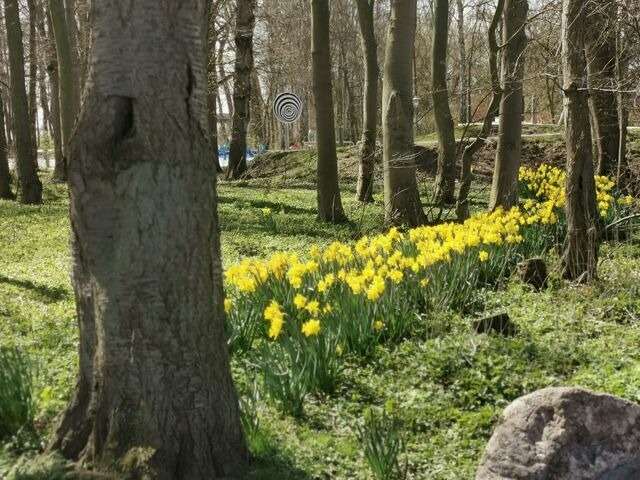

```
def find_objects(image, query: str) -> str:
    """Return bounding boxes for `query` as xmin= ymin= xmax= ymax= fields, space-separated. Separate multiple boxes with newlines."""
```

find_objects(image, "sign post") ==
xmin=273 ymin=92 xmax=303 ymax=151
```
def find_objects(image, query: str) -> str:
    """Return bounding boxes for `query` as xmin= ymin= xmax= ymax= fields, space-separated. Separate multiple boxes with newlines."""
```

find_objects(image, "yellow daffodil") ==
xmin=301 ymin=319 xmax=321 ymax=337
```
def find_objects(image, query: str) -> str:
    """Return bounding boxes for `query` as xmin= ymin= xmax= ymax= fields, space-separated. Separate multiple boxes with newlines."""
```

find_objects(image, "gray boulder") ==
xmin=476 ymin=387 xmax=640 ymax=480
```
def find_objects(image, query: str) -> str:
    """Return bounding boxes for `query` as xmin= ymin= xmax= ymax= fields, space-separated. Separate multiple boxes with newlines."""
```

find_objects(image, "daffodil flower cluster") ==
xmin=226 ymin=164 xmax=636 ymax=415
xmin=519 ymin=164 xmax=635 ymax=219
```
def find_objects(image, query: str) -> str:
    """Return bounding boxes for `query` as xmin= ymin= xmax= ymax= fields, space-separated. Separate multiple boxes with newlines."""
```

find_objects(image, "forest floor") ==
xmin=1 ymin=141 xmax=639 ymax=479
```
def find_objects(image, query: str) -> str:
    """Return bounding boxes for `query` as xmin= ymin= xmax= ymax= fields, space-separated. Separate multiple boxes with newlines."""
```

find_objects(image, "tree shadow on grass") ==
xmin=217 ymin=196 xmax=319 ymax=217
xmin=0 ymin=275 xmax=69 ymax=303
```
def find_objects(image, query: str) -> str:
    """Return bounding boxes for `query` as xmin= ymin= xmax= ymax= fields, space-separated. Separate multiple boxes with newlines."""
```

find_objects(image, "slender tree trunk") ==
xmin=64 ymin=0 xmax=81 ymax=116
xmin=75 ymin=0 xmax=90 ymax=88
xmin=312 ymin=0 xmax=347 ymax=223
xmin=355 ymin=0 xmax=378 ymax=203
xmin=226 ymin=0 xmax=255 ymax=179
xmin=47 ymin=1 xmax=247 ymax=476
xmin=249 ymin=69 xmax=266 ymax=147
xmin=561 ymin=0 xmax=598 ymax=281
xmin=456 ymin=0 xmax=469 ymax=124
xmin=42 ymin=7 xmax=65 ymax=179
xmin=432 ymin=0 xmax=457 ymax=206
xmin=49 ymin=0 xmax=75 ymax=183
xmin=585 ymin=0 xmax=619 ymax=178
xmin=39 ymin=65 xmax=51 ymax=135
xmin=344 ymin=69 xmax=357 ymax=144
xmin=615 ymin=18 xmax=628 ymax=188
xmin=207 ymin=3 xmax=222 ymax=172
xmin=217 ymin=29 xmax=233 ymax=145
xmin=489 ymin=0 xmax=528 ymax=211
xmin=383 ymin=0 xmax=426 ymax=227
xmin=0 ymin=94 xmax=13 ymax=199
xmin=3 ymin=0 xmax=42 ymax=204
xmin=27 ymin=0 xmax=39 ymax=170
xmin=456 ymin=0 xmax=504 ymax=220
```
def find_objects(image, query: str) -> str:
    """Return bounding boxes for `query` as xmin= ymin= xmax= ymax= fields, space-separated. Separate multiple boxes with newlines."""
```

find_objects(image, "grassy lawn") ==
xmin=1 ymin=156 xmax=639 ymax=479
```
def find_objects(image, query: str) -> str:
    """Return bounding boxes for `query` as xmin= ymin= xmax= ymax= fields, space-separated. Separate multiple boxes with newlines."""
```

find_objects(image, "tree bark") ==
xmin=3 ymin=0 xmax=42 ymax=204
xmin=312 ymin=0 xmax=347 ymax=223
xmin=432 ymin=0 xmax=457 ymax=206
xmin=489 ymin=0 xmax=528 ymax=211
xmin=382 ymin=0 xmax=426 ymax=227
xmin=355 ymin=0 xmax=378 ymax=203
xmin=39 ymin=64 xmax=51 ymax=135
xmin=47 ymin=1 xmax=247 ymax=476
xmin=64 ymin=0 xmax=81 ymax=116
xmin=44 ymin=9 xmax=65 ymax=180
xmin=226 ymin=0 xmax=255 ymax=179
xmin=561 ymin=0 xmax=598 ymax=281
xmin=456 ymin=0 xmax=504 ymax=220
xmin=456 ymin=0 xmax=469 ymax=124
xmin=49 ymin=0 xmax=76 ymax=182
xmin=207 ymin=4 xmax=222 ymax=172
xmin=585 ymin=0 xmax=620 ymax=178
xmin=0 ymin=94 xmax=13 ymax=199
xmin=27 ymin=0 xmax=39 ymax=169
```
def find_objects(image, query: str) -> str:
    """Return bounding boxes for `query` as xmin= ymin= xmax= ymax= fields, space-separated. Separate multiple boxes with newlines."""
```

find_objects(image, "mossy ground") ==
xmin=1 ymin=150 xmax=639 ymax=479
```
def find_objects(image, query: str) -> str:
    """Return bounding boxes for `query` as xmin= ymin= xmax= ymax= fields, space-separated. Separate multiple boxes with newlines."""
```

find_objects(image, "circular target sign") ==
xmin=273 ymin=92 xmax=303 ymax=124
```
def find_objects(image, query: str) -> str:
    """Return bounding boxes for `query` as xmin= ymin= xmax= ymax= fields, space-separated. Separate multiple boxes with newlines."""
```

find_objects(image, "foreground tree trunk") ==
xmin=561 ymin=0 xmax=598 ymax=281
xmin=3 ymin=0 xmax=42 ymax=204
xmin=312 ymin=0 xmax=347 ymax=223
xmin=456 ymin=0 xmax=504 ymax=220
xmin=0 ymin=94 xmax=13 ymax=199
xmin=383 ymin=0 xmax=426 ymax=227
xmin=49 ymin=0 xmax=75 ymax=182
xmin=226 ymin=0 xmax=255 ymax=179
xmin=47 ymin=1 xmax=247 ymax=476
xmin=432 ymin=0 xmax=457 ymax=206
xmin=355 ymin=0 xmax=378 ymax=203
xmin=489 ymin=0 xmax=528 ymax=211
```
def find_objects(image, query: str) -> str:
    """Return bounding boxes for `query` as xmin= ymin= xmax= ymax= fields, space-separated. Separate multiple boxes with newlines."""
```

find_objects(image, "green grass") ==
xmin=415 ymin=122 xmax=564 ymax=144
xmin=1 ymin=166 xmax=639 ymax=479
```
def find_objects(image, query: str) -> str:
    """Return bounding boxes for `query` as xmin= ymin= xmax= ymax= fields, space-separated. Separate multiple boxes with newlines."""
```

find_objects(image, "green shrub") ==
xmin=0 ymin=346 xmax=36 ymax=441
xmin=8 ymin=452 xmax=72 ymax=480
xmin=357 ymin=407 xmax=406 ymax=480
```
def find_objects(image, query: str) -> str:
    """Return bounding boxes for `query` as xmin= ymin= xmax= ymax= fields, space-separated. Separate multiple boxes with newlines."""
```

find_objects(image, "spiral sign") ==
xmin=273 ymin=92 xmax=303 ymax=124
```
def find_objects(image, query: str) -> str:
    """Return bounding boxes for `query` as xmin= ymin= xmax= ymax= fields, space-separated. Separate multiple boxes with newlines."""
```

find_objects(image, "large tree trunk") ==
xmin=47 ymin=1 xmax=247 ymax=476
xmin=432 ymin=0 xmax=457 ymax=206
xmin=3 ymin=0 xmax=42 ymax=204
xmin=355 ymin=0 xmax=378 ymax=203
xmin=312 ymin=0 xmax=347 ymax=223
xmin=456 ymin=0 xmax=504 ymax=220
xmin=561 ymin=0 xmax=598 ymax=281
xmin=489 ymin=0 xmax=528 ymax=211
xmin=585 ymin=0 xmax=620 ymax=178
xmin=382 ymin=0 xmax=426 ymax=227
xmin=49 ymin=0 xmax=76 ymax=183
xmin=0 ymin=94 xmax=13 ymax=199
xmin=226 ymin=0 xmax=255 ymax=180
